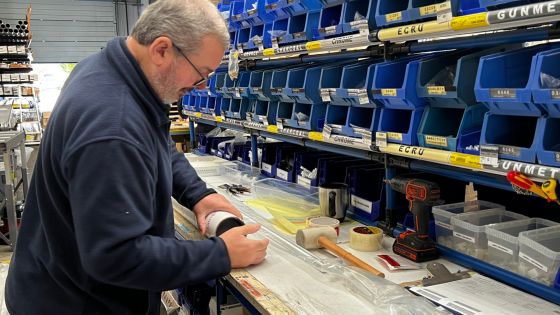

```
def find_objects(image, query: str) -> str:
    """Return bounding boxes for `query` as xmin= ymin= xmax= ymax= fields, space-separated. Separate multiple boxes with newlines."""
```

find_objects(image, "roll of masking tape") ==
xmin=307 ymin=216 xmax=340 ymax=236
xmin=350 ymin=226 xmax=383 ymax=252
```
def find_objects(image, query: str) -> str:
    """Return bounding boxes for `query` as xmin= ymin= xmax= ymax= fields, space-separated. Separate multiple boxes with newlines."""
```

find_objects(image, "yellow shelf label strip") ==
xmin=451 ymin=12 xmax=489 ymax=30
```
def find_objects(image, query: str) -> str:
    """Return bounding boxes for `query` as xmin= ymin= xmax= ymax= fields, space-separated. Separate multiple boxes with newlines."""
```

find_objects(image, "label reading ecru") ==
xmin=425 ymin=135 xmax=448 ymax=148
xmin=488 ymin=241 xmax=514 ymax=256
xmin=453 ymin=231 xmax=475 ymax=243
xmin=519 ymin=252 xmax=548 ymax=272
xmin=490 ymin=88 xmax=517 ymax=99
xmin=386 ymin=11 xmax=403 ymax=22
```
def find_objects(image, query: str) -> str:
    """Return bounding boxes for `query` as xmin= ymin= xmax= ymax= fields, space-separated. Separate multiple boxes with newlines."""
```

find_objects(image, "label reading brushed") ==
xmin=499 ymin=145 xmax=521 ymax=157
xmin=386 ymin=11 xmax=403 ymax=22
xmin=427 ymin=86 xmax=447 ymax=95
xmin=376 ymin=132 xmax=388 ymax=148
xmin=453 ymin=231 xmax=475 ymax=243
xmin=387 ymin=132 xmax=403 ymax=141
xmin=261 ymin=162 xmax=273 ymax=174
xmin=488 ymin=241 xmax=514 ymax=256
xmin=552 ymin=89 xmax=560 ymax=99
xmin=490 ymin=88 xmax=517 ymax=98
xmin=276 ymin=169 xmax=289 ymax=181
xmin=425 ymin=135 xmax=448 ymax=148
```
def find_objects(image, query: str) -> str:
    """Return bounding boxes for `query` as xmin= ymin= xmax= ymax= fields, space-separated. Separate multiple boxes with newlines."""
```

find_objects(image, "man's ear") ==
xmin=148 ymin=37 xmax=174 ymax=67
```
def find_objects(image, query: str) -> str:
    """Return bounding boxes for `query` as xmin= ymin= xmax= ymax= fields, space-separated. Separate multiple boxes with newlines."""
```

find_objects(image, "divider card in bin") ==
xmin=341 ymin=0 xmax=378 ymax=34
xmin=532 ymin=47 xmax=560 ymax=118
xmin=280 ymin=11 xmax=320 ymax=44
xmin=342 ymin=106 xmax=380 ymax=138
xmin=346 ymin=166 xmax=385 ymax=222
xmin=519 ymin=225 xmax=560 ymax=287
xmin=475 ymin=44 xmax=560 ymax=117
xmin=486 ymin=218 xmax=560 ymax=273
xmin=294 ymin=151 xmax=338 ymax=188
xmin=319 ymin=63 xmax=345 ymax=105
xmin=314 ymin=3 xmax=345 ymax=39
xmin=432 ymin=200 xmax=504 ymax=249
xmin=337 ymin=61 xmax=380 ymax=107
xmin=450 ymin=209 xmax=528 ymax=260
xmin=286 ymin=66 xmax=323 ymax=104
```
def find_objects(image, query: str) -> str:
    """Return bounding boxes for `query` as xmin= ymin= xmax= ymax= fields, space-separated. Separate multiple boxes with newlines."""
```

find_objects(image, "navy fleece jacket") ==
xmin=5 ymin=37 xmax=231 ymax=314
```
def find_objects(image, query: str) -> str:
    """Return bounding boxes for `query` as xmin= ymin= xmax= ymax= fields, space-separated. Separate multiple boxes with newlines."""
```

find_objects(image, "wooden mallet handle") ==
xmin=318 ymin=236 xmax=385 ymax=278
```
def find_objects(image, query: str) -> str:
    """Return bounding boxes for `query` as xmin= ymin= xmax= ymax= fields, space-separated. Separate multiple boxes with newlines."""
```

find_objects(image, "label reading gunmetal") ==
xmin=490 ymin=88 xmax=517 ymax=99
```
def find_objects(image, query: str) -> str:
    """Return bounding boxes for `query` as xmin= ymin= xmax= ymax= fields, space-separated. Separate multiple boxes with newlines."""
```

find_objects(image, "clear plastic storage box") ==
xmin=222 ymin=161 xmax=265 ymax=187
xmin=518 ymin=225 xmax=560 ymax=286
xmin=432 ymin=200 xmax=504 ymax=248
xmin=486 ymin=218 xmax=559 ymax=272
xmin=451 ymin=209 xmax=528 ymax=260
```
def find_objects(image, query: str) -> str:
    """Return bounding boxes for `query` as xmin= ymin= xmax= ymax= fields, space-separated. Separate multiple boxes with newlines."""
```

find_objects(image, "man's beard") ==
xmin=151 ymin=63 xmax=187 ymax=104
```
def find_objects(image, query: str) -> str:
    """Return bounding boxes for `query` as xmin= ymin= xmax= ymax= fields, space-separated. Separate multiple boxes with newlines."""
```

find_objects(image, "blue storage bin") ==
xmin=270 ymin=16 xmax=290 ymax=44
xmin=372 ymin=55 xmax=428 ymax=110
xmin=249 ymin=70 xmax=278 ymax=101
xmin=182 ymin=94 xmax=198 ymax=112
xmin=223 ymin=73 xmax=238 ymax=98
xmin=253 ymin=100 xmax=279 ymax=125
xmin=215 ymin=72 xmax=228 ymax=96
xmin=285 ymin=103 xmax=327 ymax=131
xmin=261 ymin=142 xmax=299 ymax=177
xmin=341 ymin=106 xmax=380 ymax=138
xmin=294 ymin=151 xmax=338 ymax=187
xmin=197 ymin=96 xmax=209 ymax=113
xmin=220 ymin=97 xmax=232 ymax=115
xmin=408 ymin=0 xmax=448 ymax=22
xmin=337 ymin=61 xmax=380 ymax=107
xmin=228 ymin=29 xmax=237 ymax=51
xmin=271 ymin=68 xmax=293 ymax=102
xmin=375 ymin=0 xmax=411 ymax=26
xmin=478 ymin=0 xmax=548 ymax=9
xmin=378 ymin=107 xmax=425 ymax=145
xmin=236 ymin=26 xmax=252 ymax=50
xmin=248 ymin=23 xmax=273 ymax=50
xmin=230 ymin=1 xmax=250 ymax=28
xmin=342 ymin=0 xmax=378 ymax=34
xmin=480 ymin=113 xmax=539 ymax=162
xmin=474 ymin=44 xmax=560 ymax=116
xmin=346 ymin=166 xmax=385 ymax=222
xmin=226 ymin=98 xmax=251 ymax=119
xmin=276 ymin=101 xmax=295 ymax=124
xmin=265 ymin=0 xmax=290 ymax=19
xmin=209 ymin=96 xmax=222 ymax=116
xmin=318 ymin=158 xmax=376 ymax=186
xmin=286 ymin=66 xmax=323 ymax=104
xmin=279 ymin=11 xmax=320 ymax=44
xmin=314 ymin=3 xmax=345 ymax=39
xmin=320 ymin=64 xmax=345 ymax=105
xmin=536 ymin=117 xmax=560 ymax=167
xmin=417 ymin=104 xmax=488 ymax=152
xmin=275 ymin=145 xmax=305 ymax=182
xmin=238 ymin=72 xmax=253 ymax=99
xmin=531 ymin=47 xmax=560 ymax=118
xmin=324 ymin=104 xmax=349 ymax=134
xmin=285 ymin=0 xmax=323 ymax=15
xmin=451 ymin=0 xmax=485 ymax=15
xmin=198 ymin=136 xmax=234 ymax=155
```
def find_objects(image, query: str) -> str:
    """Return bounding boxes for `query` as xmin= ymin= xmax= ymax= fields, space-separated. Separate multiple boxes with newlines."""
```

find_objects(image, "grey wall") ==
xmin=0 ymin=0 xmax=118 ymax=63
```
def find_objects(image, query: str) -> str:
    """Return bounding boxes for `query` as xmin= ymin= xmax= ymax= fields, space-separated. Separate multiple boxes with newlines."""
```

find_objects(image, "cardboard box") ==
xmin=41 ymin=112 xmax=51 ymax=128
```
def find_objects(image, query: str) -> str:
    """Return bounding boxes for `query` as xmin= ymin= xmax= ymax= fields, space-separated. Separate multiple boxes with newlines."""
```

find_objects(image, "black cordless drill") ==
xmin=385 ymin=177 xmax=440 ymax=262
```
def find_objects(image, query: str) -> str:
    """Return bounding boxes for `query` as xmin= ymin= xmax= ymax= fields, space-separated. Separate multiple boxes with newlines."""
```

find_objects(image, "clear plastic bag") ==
xmin=354 ymin=11 xmax=365 ymax=21
xmin=427 ymin=65 xmax=457 ymax=87
xmin=228 ymin=50 xmax=240 ymax=80
xmin=540 ymin=72 xmax=560 ymax=88
xmin=295 ymin=112 xmax=309 ymax=122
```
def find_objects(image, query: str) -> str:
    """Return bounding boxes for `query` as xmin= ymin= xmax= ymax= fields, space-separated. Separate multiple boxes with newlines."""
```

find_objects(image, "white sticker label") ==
xmin=297 ymin=176 xmax=312 ymax=188
xmin=323 ymin=125 xmax=332 ymax=139
xmin=359 ymin=95 xmax=370 ymax=105
xmin=276 ymin=169 xmax=289 ymax=181
xmin=351 ymin=195 xmax=372 ymax=214
xmin=435 ymin=221 xmax=453 ymax=230
xmin=362 ymin=133 xmax=372 ymax=146
xmin=261 ymin=162 xmax=273 ymax=174
xmin=320 ymin=89 xmax=331 ymax=102
xmin=488 ymin=241 xmax=514 ymax=256
xmin=376 ymin=132 xmax=388 ymax=148
xmin=276 ymin=121 xmax=283 ymax=130
xmin=237 ymin=157 xmax=243 ymax=162
xmin=519 ymin=252 xmax=548 ymax=272
xmin=480 ymin=145 xmax=499 ymax=167
xmin=453 ymin=231 xmax=475 ymax=243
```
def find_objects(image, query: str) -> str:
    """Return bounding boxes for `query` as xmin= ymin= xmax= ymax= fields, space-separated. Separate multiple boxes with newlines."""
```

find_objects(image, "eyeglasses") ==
xmin=173 ymin=43 xmax=214 ymax=87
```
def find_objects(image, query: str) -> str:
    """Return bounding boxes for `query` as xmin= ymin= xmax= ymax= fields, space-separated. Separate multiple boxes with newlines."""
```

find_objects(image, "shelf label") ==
xmin=324 ymin=25 xmax=337 ymax=35
xmin=551 ymin=89 xmax=560 ymax=99
xmin=293 ymin=31 xmax=306 ymax=40
xmin=519 ymin=252 xmax=548 ymax=272
xmin=263 ymin=48 xmax=275 ymax=56
xmin=386 ymin=11 xmax=403 ymax=23
xmin=480 ymin=145 xmax=499 ymax=167
xmin=322 ymin=125 xmax=332 ymax=139
xmin=306 ymin=41 xmax=321 ymax=51
xmin=351 ymin=194 xmax=372 ymax=213
xmin=449 ymin=153 xmax=482 ymax=169
xmin=276 ymin=169 xmax=289 ymax=181
xmin=488 ymin=2 xmax=560 ymax=25
xmin=265 ymin=3 xmax=277 ymax=10
xmin=259 ymin=115 xmax=269 ymax=126
xmin=297 ymin=176 xmax=312 ymax=189
xmin=387 ymin=132 xmax=403 ymax=141
xmin=194 ymin=112 xmax=202 ymax=118
xmin=362 ymin=132 xmax=373 ymax=146
xmin=359 ymin=95 xmax=370 ymax=105
xmin=320 ymin=89 xmax=332 ymax=102
xmin=420 ymin=4 xmax=438 ymax=16
xmin=381 ymin=88 xmax=397 ymax=97
xmin=376 ymin=132 xmax=388 ymax=148
xmin=499 ymin=145 xmax=521 ymax=157
xmin=261 ymin=162 xmax=273 ymax=174
xmin=490 ymin=88 xmax=517 ymax=99
xmin=488 ymin=241 xmax=514 ymax=256
xmin=427 ymin=86 xmax=447 ymax=95
xmin=436 ymin=1 xmax=453 ymax=23
xmin=377 ymin=20 xmax=450 ymax=41
xmin=453 ymin=231 xmax=475 ymax=243
xmin=435 ymin=221 xmax=452 ymax=230
xmin=247 ymin=8 xmax=257 ymax=16
xmin=308 ymin=131 xmax=324 ymax=142
xmin=291 ymin=88 xmax=305 ymax=94
xmin=450 ymin=12 xmax=489 ymax=30
xmin=425 ymin=135 xmax=448 ymax=148
xmin=276 ymin=120 xmax=283 ymax=130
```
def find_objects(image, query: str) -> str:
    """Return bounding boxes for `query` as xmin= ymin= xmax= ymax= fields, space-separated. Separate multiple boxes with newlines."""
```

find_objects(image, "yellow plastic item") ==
xmin=245 ymin=197 xmax=320 ymax=235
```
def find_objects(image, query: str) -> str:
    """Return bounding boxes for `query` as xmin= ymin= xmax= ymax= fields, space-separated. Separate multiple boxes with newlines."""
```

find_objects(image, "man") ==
xmin=5 ymin=0 xmax=269 ymax=313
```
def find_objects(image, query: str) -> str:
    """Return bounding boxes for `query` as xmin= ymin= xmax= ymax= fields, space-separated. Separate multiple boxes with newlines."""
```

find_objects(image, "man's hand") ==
xmin=192 ymin=193 xmax=242 ymax=234
xmin=220 ymin=224 xmax=269 ymax=268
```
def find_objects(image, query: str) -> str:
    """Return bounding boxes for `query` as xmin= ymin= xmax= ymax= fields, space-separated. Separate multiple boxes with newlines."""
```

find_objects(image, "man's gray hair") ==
xmin=131 ymin=0 xmax=230 ymax=54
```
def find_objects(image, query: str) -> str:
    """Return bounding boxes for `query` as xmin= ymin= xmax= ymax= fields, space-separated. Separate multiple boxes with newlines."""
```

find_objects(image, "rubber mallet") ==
xmin=296 ymin=227 xmax=385 ymax=278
